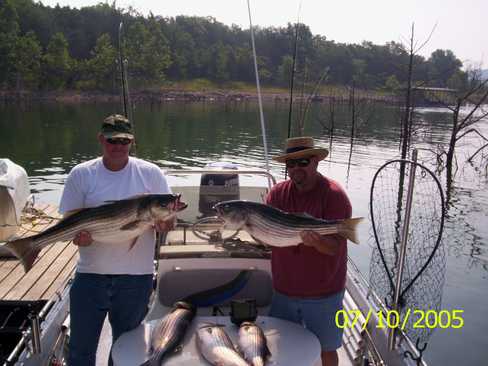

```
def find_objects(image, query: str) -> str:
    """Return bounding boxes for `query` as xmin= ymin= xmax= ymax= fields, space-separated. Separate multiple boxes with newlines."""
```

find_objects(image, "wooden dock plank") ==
xmin=38 ymin=250 xmax=78 ymax=300
xmin=22 ymin=242 xmax=78 ymax=300
xmin=0 ymin=202 xmax=52 ymax=271
xmin=0 ymin=203 xmax=78 ymax=301
xmin=2 ymin=241 xmax=71 ymax=300
xmin=0 ymin=204 xmax=58 ymax=283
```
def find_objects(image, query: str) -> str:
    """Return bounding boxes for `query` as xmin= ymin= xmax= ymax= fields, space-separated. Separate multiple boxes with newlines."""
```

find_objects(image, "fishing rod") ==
xmin=247 ymin=0 xmax=271 ymax=188
xmin=286 ymin=2 xmax=302 ymax=140
xmin=118 ymin=21 xmax=137 ymax=155
xmin=286 ymin=25 xmax=298 ymax=140
xmin=284 ymin=2 xmax=301 ymax=179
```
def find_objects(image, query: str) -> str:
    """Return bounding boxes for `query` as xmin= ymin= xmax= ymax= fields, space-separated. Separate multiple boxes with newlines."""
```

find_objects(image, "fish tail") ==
xmin=138 ymin=349 xmax=165 ymax=366
xmin=339 ymin=217 xmax=363 ymax=244
xmin=138 ymin=356 xmax=156 ymax=366
xmin=4 ymin=238 xmax=40 ymax=272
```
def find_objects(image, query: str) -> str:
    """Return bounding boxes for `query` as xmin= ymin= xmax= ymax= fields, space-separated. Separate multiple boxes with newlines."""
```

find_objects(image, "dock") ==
xmin=0 ymin=203 xmax=77 ymax=301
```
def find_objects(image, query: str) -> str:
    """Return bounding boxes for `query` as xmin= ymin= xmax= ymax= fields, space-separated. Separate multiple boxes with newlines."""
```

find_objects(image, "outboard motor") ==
xmin=199 ymin=162 xmax=240 ymax=217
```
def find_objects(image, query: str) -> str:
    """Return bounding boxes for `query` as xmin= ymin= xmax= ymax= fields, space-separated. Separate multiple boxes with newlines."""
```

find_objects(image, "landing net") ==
xmin=369 ymin=159 xmax=446 ymax=345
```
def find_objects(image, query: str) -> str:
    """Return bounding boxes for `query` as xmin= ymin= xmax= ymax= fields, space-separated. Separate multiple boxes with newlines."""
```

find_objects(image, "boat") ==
xmin=0 ymin=159 xmax=30 ymax=245
xmin=1 ymin=165 xmax=428 ymax=366
xmin=109 ymin=166 xmax=428 ymax=366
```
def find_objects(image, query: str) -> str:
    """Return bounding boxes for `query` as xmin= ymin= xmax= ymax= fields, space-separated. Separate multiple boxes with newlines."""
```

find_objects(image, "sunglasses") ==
xmin=286 ymin=158 xmax=311 ymax=168
xmin=106 ymin=138 xmax=132 ymax=145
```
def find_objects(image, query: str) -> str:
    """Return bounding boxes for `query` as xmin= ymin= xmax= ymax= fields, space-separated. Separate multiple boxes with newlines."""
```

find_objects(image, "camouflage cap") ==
xmin=101 ymin=114 xmax=134 ymax=139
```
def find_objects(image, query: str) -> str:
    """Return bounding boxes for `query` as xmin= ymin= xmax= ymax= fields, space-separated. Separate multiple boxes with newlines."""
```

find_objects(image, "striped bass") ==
xmin=196 ymin=324 xmax=249 ymax=366
xmin=214 ymin=200 xmax=362 ymax=246
xmin=237 ymin=322 xmax=270 ymax=366
xmin=140 ymin=301 xmax=195 ymax=366
xmin=5 ymin=194 xmax=186 ymax=272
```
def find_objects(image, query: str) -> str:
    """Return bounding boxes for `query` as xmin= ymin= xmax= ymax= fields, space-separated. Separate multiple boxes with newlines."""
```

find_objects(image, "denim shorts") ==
xmin=269 ymin=290 xmax=345 ymax=351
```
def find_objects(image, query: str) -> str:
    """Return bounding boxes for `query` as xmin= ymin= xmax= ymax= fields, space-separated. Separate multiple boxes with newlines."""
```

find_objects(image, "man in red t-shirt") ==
xmin=266 ymin=137 xmax=352 ymax=366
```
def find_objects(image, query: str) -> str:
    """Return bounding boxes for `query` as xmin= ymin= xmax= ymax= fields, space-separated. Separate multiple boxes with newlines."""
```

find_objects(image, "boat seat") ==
xmin=158 ymin=268 xmax=272 ymax=307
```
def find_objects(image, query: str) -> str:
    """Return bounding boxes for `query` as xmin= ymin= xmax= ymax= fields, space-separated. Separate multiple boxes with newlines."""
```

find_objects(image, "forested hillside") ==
xmin=0 ymin=0 xmax=466 ymax=92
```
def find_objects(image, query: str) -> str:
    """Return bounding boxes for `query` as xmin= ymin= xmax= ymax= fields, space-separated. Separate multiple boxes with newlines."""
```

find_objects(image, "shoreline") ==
xmin=0 ymin=89 xmax=401 ymax=104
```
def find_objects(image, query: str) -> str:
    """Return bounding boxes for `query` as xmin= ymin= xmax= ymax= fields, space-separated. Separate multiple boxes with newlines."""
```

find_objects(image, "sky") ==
xmin=41 ymin=0 xmax=487 ymax=67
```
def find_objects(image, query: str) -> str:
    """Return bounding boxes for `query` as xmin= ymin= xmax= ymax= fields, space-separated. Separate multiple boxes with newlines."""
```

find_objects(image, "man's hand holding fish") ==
xmin=300 ymin=230 xmax=340 ymax=255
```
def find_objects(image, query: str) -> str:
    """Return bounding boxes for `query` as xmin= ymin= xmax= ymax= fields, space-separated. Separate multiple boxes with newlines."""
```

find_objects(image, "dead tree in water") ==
xmin=346 ymin=82 xmax=375 ymax=181
xmin=399 ymin=23 xmax=436 ymax=159
xmin=431 ymin=70 xmax=488 ymax=202
xmin=314 ymin=96 xmax=337 ymax=155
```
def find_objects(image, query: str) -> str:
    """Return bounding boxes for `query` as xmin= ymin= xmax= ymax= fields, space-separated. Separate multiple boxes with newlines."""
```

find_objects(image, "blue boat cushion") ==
xmin=159 ymin=268 xmax=272 ymax=307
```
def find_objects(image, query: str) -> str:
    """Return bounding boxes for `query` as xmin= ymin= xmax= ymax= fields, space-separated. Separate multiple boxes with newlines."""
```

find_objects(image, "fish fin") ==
xmin=338 ymin=217 xmax=363 ymax=244
xmin=128 ymin=236 xmax=139 ymax=251
xmin=62 ymin=208 xmax=82 ymax=218
xmin=265 ymin=343 xmax=272 ymax=357
xmin=4 ymin=238 xmax=41 ymax=272
xmin=120 ymin=220 xmax=142 ymax=231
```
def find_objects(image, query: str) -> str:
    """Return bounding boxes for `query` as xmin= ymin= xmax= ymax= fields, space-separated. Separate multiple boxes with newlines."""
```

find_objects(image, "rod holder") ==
xmin=28 ymin=312 xmax=42 ymax=354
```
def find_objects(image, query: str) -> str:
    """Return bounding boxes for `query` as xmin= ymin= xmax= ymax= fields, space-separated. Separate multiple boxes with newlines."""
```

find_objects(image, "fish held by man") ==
xmin=5 ymin=194 xmax=187 ymax=272
xmin=237 ymin=321 xmax=270 ymax=366
xmin=140 ymin=301 xmax=196 ymax=366
xmin=214 ymin=200 xmax=362 ymax=247
xmin=196 ymin=324 xmax=250 ymax=366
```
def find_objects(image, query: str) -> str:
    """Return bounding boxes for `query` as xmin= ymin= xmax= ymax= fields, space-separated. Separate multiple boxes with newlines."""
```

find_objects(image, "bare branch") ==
xmin=459 ymin=89 xmax=488 ymax=128
xmin=467 ymin=143 xmax=488 ymax=163
xmin=461 ymin=111 xmax=488 ymax=129
xmin=413 ymin=22 xmax=438 ymax=54
xmin=456 ymin=128 xmax=488 ymax=142
xmin=461 ymin=78 xmax=488 ymax=101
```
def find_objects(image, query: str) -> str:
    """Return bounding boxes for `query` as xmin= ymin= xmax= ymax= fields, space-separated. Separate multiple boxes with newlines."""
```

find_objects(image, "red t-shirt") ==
xmin=265 ymin=174 xmax=352 ymax=297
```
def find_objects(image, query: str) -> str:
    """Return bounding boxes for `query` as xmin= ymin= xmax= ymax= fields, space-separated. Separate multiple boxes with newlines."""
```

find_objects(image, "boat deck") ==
xmin=0 ymin=203 xmax=77 ymax=301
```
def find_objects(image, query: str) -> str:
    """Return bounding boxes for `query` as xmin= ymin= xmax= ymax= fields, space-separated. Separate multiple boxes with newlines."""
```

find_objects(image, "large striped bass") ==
xmin=237 ymin=322 xmax=270 ymax=366
xmin=196 ymin=324 xmax=249 ymax=366
xmin=140 ymin=301 xmax=195 ymax=366
xmin=5 ymin=194 xmax=186 ymax=272
xmin=214 ymin=200 xmax=362 ymax=246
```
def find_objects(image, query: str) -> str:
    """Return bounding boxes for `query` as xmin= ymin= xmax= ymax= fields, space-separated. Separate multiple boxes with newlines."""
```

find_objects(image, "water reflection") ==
xmin=1 ymin=101 xmax=488 ymax=365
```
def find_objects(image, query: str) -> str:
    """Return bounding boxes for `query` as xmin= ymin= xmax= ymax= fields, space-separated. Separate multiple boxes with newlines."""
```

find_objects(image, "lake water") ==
xmin=1 ymin=101 xmax=487 ymax=365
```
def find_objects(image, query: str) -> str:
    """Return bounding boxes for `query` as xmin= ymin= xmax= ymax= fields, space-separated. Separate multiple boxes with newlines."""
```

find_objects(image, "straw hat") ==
xmin=273 ymin=137 xmax=329 ymax=163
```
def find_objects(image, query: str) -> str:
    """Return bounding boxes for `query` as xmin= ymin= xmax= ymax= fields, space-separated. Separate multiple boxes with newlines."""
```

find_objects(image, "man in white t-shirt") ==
xmin=59 ymin=114 xmax=174 ymax=366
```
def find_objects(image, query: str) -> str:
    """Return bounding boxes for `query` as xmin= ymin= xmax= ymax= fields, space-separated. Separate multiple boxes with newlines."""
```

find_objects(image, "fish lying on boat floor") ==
xmin=197 ymin=324 xmax=249 ymax=366
xmin=5 ymin=194 xmax=187 ymax=272
xmin=214 ymin=200 xmax=363 ymax=246
xmin=238 ymin=321 xmax=270 ymax=366
xmin=140 ymin=301 xmax=195 ymax=366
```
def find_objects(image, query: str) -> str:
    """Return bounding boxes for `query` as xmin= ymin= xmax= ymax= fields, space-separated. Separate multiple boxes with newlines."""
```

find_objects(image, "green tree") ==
xmin=278 ymin=55 xmax=293 ymax=86
xmin=214 ymin=42 xmax=230 ymax=81
xmin=87 ymin=33 xmax=116 ymax=90
xmin=385 ymin=74 xmax=401 ymax=92
xmin=428 ymin=49 xmax=463 ymax=87
xmin=41 ymin=32 xmax=72 ymax=89
xmin=13 ymin=31 xmax=41 ymax=89
xmin=125 ymin=19 xmax=171 ymax=85
xmin=0 ymin=0 xmax=20 ymax=86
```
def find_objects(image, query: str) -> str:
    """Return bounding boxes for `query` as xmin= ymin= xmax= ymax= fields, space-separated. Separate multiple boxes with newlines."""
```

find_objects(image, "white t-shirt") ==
xmin=59 ymin=157 xmax=171 ymax=274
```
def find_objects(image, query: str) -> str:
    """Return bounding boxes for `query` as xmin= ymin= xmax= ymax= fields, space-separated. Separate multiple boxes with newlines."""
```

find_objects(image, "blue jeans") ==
xmin=269 ymin=290 xmax=345 ymax=351
xmin=68 ymin=272 xmax=153 ymax=366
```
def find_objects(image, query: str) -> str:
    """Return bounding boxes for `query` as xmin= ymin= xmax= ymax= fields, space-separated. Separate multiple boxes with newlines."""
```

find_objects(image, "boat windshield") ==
xmin=162 ymin=169 xmax=273 ymax=250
